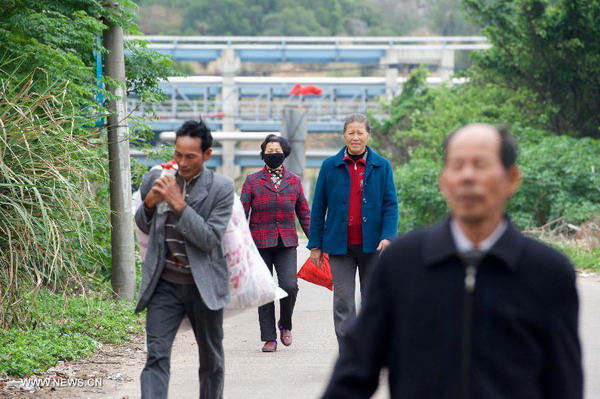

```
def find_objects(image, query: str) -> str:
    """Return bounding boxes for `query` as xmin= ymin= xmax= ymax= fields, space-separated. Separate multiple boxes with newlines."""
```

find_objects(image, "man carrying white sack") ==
xmin=134 ymin=118 xmax=234 ymax=399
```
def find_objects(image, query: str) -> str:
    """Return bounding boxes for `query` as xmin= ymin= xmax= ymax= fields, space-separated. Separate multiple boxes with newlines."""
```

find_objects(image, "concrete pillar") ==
xmin=440 ymin=48 xmax=455 ymax=81
xmin=217 ymin=47 xmax=241 ymax=180
xmin=380 ymin=48 xmax=399 ymax=99
xmin=281 ymin=106 xmax=307 ymax=178
xmin=219 ymin=140 xmax=240 ymax=180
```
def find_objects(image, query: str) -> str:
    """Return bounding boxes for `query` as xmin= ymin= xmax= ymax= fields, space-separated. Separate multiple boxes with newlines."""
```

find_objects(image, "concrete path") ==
xmin=169 ymin=244 xmax=387 ymax=398
xmin=580 ymin=278 xmax=600 ymax=399
xmin=104 ymin=244 xmax=600 ymax=399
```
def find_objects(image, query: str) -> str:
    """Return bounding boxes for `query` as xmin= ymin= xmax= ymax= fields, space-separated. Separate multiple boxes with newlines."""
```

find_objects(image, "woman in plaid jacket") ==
xmin=240 ymin=134 xmax=311 ymax=352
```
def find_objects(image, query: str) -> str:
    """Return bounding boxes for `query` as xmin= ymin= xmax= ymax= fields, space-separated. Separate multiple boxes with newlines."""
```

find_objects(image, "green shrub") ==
xmin=395 ymin=156 xmax=447 ymax=232
xmin=373 ymin=68 xmax=600 ymax=232
xmin=510 ymin=136 xmax=600 ymax=227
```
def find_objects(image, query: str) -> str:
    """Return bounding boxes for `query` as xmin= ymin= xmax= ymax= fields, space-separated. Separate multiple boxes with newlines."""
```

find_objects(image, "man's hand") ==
xmin=143 ymin=186 xmax=163 ymax=209
xmin=309 ymin=248 xmax=323 ymax=268
xmin=150 ymin=175 xmax=187 ymax=212
xmin=376 ymin=239 xmax=391 ymax=253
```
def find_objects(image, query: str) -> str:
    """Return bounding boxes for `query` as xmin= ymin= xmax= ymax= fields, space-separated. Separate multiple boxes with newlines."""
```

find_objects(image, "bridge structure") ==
xmin=127 ymin=35 xmax=488 ymax=133
xmin=129 ymin=75 xmax=467 ymax=133
xmin=127 ymin=36 xmax=489 ymax=177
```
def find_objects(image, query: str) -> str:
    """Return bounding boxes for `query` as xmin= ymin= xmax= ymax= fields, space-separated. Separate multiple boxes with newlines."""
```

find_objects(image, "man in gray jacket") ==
xmin=135 ymin=119 xmax=234 ymax=399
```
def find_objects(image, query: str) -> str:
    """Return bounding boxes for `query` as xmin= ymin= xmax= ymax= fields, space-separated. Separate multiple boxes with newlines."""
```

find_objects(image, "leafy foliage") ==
xmin=510 ymin=136 xmax=600 ymax=227
xmin=463 ymin=0 xmax=600 ymax=138
xmin=134 ymin=0 xmax=478 ymax=36
xmin=0 ymin=1 xmax=176 ymax=324
xmin=370 ymin=68 xmax=600 ymax=232
xmin=394 ymin=157 xmax=447 ymax=232
xmin=0 ymin=0 xmax=174 ymax=110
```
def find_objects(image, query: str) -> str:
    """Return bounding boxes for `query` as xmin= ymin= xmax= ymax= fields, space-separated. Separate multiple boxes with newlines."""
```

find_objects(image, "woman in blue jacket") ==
xmin=308 ymin=113 xmax=398 ymax=346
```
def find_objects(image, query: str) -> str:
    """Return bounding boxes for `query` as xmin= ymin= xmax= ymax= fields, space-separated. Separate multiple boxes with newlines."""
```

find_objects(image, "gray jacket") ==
xmin=134 ymin=167 xmax=235 ymax=313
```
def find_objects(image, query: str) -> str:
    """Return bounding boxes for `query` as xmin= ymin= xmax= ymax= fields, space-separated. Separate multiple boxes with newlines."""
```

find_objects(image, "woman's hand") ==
xmin=376 ymin=239 xmax=391 ymax=253
xmin=309 ymin=248 xmax=323 ymax=268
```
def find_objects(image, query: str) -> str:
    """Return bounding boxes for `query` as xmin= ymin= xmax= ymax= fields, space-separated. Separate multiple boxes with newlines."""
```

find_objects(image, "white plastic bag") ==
xmin=223 ymin=194 xmax=287 ymax=317
xmin=156 ymin=160 xmax=178 ymax=214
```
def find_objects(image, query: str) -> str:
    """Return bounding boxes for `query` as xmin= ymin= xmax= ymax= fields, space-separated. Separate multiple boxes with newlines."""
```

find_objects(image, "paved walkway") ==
xmin=94 ymin=243 xmax=600 ymax=398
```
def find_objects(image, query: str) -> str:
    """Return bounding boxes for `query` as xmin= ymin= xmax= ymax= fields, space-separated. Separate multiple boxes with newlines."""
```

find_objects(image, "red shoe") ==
xmin=279 ymin=325 xmax=293 ymax=346
xmin=262 ymin=340 xmax=277 ymax=352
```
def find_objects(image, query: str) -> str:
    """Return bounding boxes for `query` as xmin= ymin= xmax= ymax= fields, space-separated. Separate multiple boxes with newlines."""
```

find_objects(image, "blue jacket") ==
xmin=308 ymin=146 xmax=398 ymax=255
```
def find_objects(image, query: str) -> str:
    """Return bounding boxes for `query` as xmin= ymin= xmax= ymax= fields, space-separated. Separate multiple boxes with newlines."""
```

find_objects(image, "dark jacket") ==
xmin=240 ymin=166 xmax=310 ymax=249
xmin=307 ymin=146 xmax=398 ymax=254
xmin=322 ymin=217 xmax=583 ymax=399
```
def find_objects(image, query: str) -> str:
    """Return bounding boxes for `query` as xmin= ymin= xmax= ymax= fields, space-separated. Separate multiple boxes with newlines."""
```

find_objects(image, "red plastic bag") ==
xmin=288 ymin=83 xmax=323 ymax=96
xmin=297 ymin=253 xmax=333 ymax=291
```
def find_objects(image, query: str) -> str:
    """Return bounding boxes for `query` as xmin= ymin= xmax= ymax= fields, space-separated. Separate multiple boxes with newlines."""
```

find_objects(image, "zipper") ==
xmin=460 ymin=261 xmax=479 ymax=399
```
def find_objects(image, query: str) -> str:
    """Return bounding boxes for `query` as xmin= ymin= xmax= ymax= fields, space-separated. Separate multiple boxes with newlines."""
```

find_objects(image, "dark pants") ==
xmin=257 ymin=244 xmax=298 ymax=342
xmin=141 ymin=279 xmax=224 ymax=399
xmin=330 ymin=244 xmax=376 ymax=345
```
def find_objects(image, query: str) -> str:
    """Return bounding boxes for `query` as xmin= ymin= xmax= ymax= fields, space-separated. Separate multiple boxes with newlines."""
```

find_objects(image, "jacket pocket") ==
xmin=211 ymin=256 xmax=230 ymax=296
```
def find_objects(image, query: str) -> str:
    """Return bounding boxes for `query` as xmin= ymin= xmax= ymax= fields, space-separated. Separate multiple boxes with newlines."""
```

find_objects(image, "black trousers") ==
xmin=257 ymin=243 xmax=299 ymax=342
xmin=141 ymin=279 xmax=224 ymax=399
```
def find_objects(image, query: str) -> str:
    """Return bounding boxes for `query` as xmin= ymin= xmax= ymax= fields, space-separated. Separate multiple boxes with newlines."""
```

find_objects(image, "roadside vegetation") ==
xmin=370 ymin=0 xmax=600 ymax=271
xmin=0 ymin=0 xmax=170 ymax=378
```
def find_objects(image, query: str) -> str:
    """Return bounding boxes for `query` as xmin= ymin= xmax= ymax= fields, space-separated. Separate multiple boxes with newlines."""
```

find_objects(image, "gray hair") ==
xmin=342 ymin=113 xmax=371 ymax=135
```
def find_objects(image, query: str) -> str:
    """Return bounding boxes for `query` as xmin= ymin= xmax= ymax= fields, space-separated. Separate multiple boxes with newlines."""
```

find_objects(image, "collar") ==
xmin=262 ymin=165 xmax=287 ymax=178
xmin=343 ymin=148 xmax=368 ymax=165
xmin=450 ymin=219 xmax=508 ymax=253
xmin=264 ymin=165 xmax=284 ymax=172
xmin=334 ymin=145 xmax=382 ymax=167
xmin=176 ymin=171 xmax=202 ymax=184
xmin=423 ymin=215 xmax=523 ymax=271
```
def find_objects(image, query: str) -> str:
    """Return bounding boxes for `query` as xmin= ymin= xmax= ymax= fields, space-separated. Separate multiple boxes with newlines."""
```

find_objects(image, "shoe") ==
xmin=262 ymin=340 xmax=277 ymax=352
xmin=279 ymin=324 xmax=293 ymax=346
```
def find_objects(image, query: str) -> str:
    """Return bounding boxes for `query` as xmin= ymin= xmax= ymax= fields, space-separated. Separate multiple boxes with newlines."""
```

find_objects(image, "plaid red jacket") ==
xmin=240 ymin=167 xmax=310 ymax=249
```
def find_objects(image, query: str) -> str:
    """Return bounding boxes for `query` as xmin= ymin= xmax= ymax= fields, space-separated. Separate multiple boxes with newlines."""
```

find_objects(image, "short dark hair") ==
xmin=260 ymin=134 xmax=292 ymax=159
xmin=175 ymin=119 xmax=213 ymax=152
xmin=443 ymin=123 xmax=517 ymax=169
xmin=342 ymin=113 xmax=372 ymax=135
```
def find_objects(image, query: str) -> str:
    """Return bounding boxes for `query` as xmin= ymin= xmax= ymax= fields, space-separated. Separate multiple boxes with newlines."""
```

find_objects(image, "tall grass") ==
xmin=0 ymin=74 xmax=105 ymax=326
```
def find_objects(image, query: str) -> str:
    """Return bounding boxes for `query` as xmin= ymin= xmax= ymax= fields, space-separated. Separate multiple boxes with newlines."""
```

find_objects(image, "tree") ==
xmin=0 ymin=0 xmax=175 ymax=322
xmin=463 ymin=0 xmax=600 ymax=138
xmin=369 ymin=67 xmax=600 ymax=232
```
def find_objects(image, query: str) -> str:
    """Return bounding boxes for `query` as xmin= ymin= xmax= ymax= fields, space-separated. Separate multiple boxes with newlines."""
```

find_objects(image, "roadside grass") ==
xmin=553 ymin=244 xmax=600 ymax=274
xmin=0 ymin=290 xmax=144 ymax=377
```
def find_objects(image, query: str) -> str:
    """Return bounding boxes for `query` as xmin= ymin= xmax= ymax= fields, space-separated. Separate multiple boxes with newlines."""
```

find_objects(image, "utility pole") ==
xmin=103 ymin=6 xmax=136 ymax=300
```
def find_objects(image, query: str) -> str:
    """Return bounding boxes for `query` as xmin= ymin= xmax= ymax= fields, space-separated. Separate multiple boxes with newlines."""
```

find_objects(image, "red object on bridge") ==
xmin=289 ymin=83 xmax=323 ymax=96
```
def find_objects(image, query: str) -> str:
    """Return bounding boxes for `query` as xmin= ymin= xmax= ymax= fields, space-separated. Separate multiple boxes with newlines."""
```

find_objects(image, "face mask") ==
xmin=263 ymin=153 xmax=285 ymax=169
